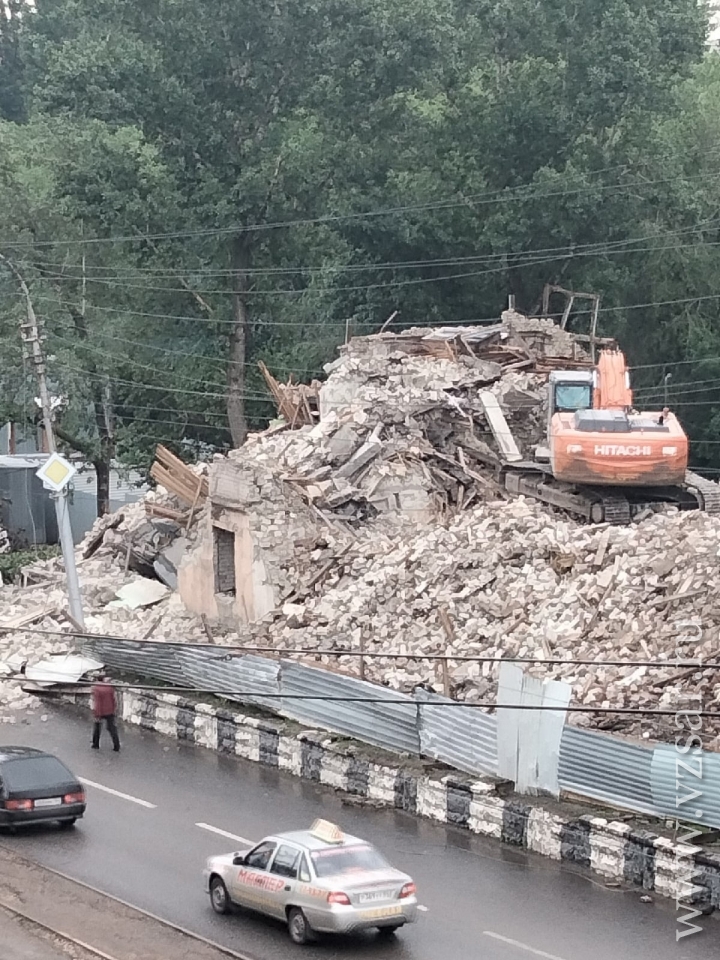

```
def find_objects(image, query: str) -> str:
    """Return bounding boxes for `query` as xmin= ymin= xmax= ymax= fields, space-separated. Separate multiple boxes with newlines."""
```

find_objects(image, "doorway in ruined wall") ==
xmin=213 ymin=526 xmax=236 ymax=595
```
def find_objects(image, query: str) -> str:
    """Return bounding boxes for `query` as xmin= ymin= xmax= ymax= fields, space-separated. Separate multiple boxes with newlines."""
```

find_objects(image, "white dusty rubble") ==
xmin=0 ymin=496 xmax=240 ymax=720
xmin=238 ymin=310 xmax=594 ymax=518
xmin=191 ymin=315 xmax=720 ymax=745
xmin=2 ymin=313 xmax=719 ymax=749
xmin=251 ymin=499 xmax=720 ymax=745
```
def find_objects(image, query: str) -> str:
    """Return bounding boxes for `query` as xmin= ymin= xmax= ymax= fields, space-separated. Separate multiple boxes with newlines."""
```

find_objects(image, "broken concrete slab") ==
xmin=153 ymin=537 xmax=189 ymax=590
xmin=112 ymin=578 xmax=170 ymax=610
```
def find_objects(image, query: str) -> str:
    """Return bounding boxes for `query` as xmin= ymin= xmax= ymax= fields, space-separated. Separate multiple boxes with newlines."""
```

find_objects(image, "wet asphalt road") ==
xmin=0 ymin=705 xmax=716 ymax=960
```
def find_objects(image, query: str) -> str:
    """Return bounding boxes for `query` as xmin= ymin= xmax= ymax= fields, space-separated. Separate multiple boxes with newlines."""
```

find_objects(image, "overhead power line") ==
xmin=5 ymin=162 xmax=720 ymax=249
xmin=1 ymin=676 xmax=713 ymax=716
xmin=31 ymin=231 xmax=720 ymax=297
xmin=0 ymin=626 xmax=714 ymax=670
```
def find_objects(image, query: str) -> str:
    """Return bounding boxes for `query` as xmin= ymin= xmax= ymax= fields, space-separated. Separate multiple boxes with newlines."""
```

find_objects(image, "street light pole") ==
xmin=1 ymin=254 xmax=85 ymax=628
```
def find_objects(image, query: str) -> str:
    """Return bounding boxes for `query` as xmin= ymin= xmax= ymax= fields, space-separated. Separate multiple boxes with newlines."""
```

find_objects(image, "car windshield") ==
xmin=2 ymin=756 xmax=74 ymax=792
xmin=310 ymin=844 xmax=389 ymax=878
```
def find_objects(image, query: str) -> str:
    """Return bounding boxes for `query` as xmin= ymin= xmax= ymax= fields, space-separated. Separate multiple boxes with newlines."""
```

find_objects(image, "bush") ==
xmin=0 ymin=546 xmax=61 ymax=584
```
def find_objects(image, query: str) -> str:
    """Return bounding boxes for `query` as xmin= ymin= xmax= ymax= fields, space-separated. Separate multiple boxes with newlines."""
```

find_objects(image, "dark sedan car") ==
xmin=0 ymin=746 xmax=85 ymax=830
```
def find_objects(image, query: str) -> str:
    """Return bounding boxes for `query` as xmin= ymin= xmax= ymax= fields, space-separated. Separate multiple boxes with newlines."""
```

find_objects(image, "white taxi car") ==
xmin=203 ymin=819 xmax=418 ymax=944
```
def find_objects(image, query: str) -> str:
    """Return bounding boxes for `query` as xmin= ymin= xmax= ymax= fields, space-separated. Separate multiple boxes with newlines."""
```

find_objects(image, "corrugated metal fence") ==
xmin=82 ymin=637 xmax=720 ymax=828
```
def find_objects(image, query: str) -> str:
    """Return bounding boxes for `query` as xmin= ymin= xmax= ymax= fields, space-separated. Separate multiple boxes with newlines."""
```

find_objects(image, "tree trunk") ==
xmin=93 ymin=456 xmax=111 ymax=517
xmin=58 ymin=297 xmax=115 ymax=518
xmin=227 ymin=237 xmax=250 ymax=447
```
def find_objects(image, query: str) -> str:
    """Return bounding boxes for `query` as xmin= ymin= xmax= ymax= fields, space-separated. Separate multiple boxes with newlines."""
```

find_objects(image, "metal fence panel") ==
xmin=416 ymin=689 xmax=497 ymax=776
xmin=279 ymin=661 xmax=420 ymax=755
xmin=84 ymin=638 xmax=280 ymax=710
xmin=83 ymin=637 xmax=187 ymax=687
xmin=82 ymin=637 xmax=720 ymax=827
xmin=651 ymin=745 xmax=720 ymax=829
xmin=533 ymin=678 xmax=572 ymax=797
xmin=560 ymin=727 xmax=720 ymax=829
xmin=559 ymin=725 xmax=658 ymax=816
xmin=178 ymin=649 xmax=280 ymax=710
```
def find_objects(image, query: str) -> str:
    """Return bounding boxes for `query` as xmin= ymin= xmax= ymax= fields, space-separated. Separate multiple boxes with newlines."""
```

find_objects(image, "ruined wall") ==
xmin=178 ymin=456 xmax=323 ymax=625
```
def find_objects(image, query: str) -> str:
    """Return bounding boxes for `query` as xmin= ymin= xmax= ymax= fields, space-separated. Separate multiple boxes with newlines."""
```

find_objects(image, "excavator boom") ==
xmin=592 ymin=349 xmax=632 ymax=410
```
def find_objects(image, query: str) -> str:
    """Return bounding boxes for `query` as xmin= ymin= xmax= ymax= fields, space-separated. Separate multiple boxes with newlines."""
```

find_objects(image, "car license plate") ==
xmin=34 ymin=798 xmax=62 ymax=808
xmin=359 ymin=905 xmax=402 ymax=920
xmin=358 ymin=891 xmax=390 ymax=903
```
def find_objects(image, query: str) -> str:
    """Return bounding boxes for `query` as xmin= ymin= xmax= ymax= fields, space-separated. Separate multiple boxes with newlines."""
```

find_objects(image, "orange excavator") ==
xmin=501 ymin=346 xmax=720 ymax=523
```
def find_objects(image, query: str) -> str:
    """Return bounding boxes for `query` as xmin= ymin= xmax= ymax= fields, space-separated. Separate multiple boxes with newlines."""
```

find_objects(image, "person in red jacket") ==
xmin=91 ymin=677 xmax=120 ymax=752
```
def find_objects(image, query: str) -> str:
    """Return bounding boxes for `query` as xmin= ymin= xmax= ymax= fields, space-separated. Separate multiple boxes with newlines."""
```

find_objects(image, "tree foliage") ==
xmin=2 ymin=0 xmax=720 ymax=506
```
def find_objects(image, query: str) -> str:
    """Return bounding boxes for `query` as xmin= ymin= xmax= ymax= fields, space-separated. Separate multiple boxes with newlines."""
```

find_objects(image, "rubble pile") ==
xmin=2 ymin=309 xmax=719 ymax=749
xmin=252 ymin=499 xmax=720 ymax=742
xmin=239 ymin=312 xmax=591 ymax=523
xmin=212 ymin=313 xmax=719 ymax=744
xmin=0 ymin=480 xmax=237 ymax=719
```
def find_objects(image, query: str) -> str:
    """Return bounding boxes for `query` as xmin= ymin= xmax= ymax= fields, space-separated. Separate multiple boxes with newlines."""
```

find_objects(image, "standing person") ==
xmin=91 ymin=676 xmax=120 ymax=752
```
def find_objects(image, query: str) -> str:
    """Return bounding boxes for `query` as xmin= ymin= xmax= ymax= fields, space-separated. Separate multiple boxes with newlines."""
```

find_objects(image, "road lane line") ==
xmin=417 ymin=905 xmax=429 ymax=912
xmin=78 ymin=778 xmax=156 ymax=809
xmin=196 ymin=822 xmax=254 ymax=845
xmin=483 ymin=931 xmax=569 ymax=960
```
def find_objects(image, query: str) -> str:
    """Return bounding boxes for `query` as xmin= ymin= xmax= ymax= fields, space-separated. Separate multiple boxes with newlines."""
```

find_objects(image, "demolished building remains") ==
xmin=1 ymin=309 xmax=719 ymax=746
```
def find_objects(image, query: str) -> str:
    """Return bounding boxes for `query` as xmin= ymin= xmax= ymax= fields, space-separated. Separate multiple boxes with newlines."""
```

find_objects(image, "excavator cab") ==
xmin=548 ymin=371 xmax=594 ymax=436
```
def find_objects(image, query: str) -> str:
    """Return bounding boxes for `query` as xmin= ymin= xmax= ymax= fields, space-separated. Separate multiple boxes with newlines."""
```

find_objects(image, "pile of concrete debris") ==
xmin=0 ymin=458 xmax=238 ymax=718
xmin=2 ymin=308 xmax=719 ymax=748
xmin=168 ymin=311 xmax=718 ymax=744
xmin=240 ymin=311 xmax=591 ymax=524
xmin=253 ymin=499 xmax=720 ymax=742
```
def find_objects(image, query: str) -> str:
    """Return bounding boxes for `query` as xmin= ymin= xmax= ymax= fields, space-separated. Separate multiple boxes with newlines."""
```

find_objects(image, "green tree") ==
xmin=4 ymin=0 xmax=718 ymax=478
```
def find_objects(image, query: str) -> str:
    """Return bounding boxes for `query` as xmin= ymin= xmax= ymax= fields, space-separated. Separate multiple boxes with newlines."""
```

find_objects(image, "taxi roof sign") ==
xmin=36 ymin=453 xmax=76 ymax=492
xmin=310 ymin=819 xmax=344 ymax=844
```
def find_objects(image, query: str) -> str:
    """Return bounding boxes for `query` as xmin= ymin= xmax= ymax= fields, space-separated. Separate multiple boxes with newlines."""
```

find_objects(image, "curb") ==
xmin=71 ymin=688 xmax=720 ymax=910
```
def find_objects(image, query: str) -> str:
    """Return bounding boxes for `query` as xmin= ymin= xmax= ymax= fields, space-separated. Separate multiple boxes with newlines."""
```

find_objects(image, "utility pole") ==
xmin=0 ymin=254 xmax=85 ymax=628
xmin=664 ymin=371 xmax=672 ymax=408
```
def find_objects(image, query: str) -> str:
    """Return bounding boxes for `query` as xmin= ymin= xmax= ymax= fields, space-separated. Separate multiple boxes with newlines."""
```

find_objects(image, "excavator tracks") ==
xmin=685 ymin=471 xmax=720 ymax=514
xmin=502 ymin=466 xmax=720 ymax=525
xmin=594 ymin=496 xmax=632 ymax=524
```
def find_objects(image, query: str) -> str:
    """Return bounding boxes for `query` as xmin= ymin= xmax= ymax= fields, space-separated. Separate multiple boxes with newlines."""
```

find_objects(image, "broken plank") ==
xmin=647 ymin=588 xmax=705 ymax=609
xmin=593 ymin=529 xmax=611 ymax=568
xmin=478 ymin=391 xmax=523 ymax=462
xmin=144 ymin=503 xmax=190 ymax=523
xmin=82 ymin=513 xmax=125 ymax=559
xmin=583 ymin=569 xmax=617 ymax=635
xmin=0 ymin=607 xmax=59 ymax=630
xmin=143 ymin=615 xmax=165 ymax=640
xmin=60 ymin=609 xmax=85 ymax=635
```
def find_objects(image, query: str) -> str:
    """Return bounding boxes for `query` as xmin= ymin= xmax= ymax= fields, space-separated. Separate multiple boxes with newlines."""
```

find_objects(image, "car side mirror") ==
xmin=232 ymin=854 xmax=245 ymax=866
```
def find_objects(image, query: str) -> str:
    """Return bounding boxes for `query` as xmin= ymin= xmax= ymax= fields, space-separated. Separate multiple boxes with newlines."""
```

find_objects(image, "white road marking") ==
xmin=196 ymin=822 xmax=254 ymax=846
xmin=417 ymin=905 xmax=429 ymax=912
xmin=78 ymin=777 xmax=157 ymax=809
xmin=483 ymin=931 xmax=569 ymax=960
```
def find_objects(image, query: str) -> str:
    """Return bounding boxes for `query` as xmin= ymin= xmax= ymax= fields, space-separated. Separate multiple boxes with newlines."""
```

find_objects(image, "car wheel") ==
xmin=210 ymin=876 xmax=231 ymax=915
xmin=59 ymin=819 xmax=77 ymax=829
xmin=287 ymin=907 xmax=312 ymax=945
xmin=377 ymin=924 xmax=403 ymax=937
